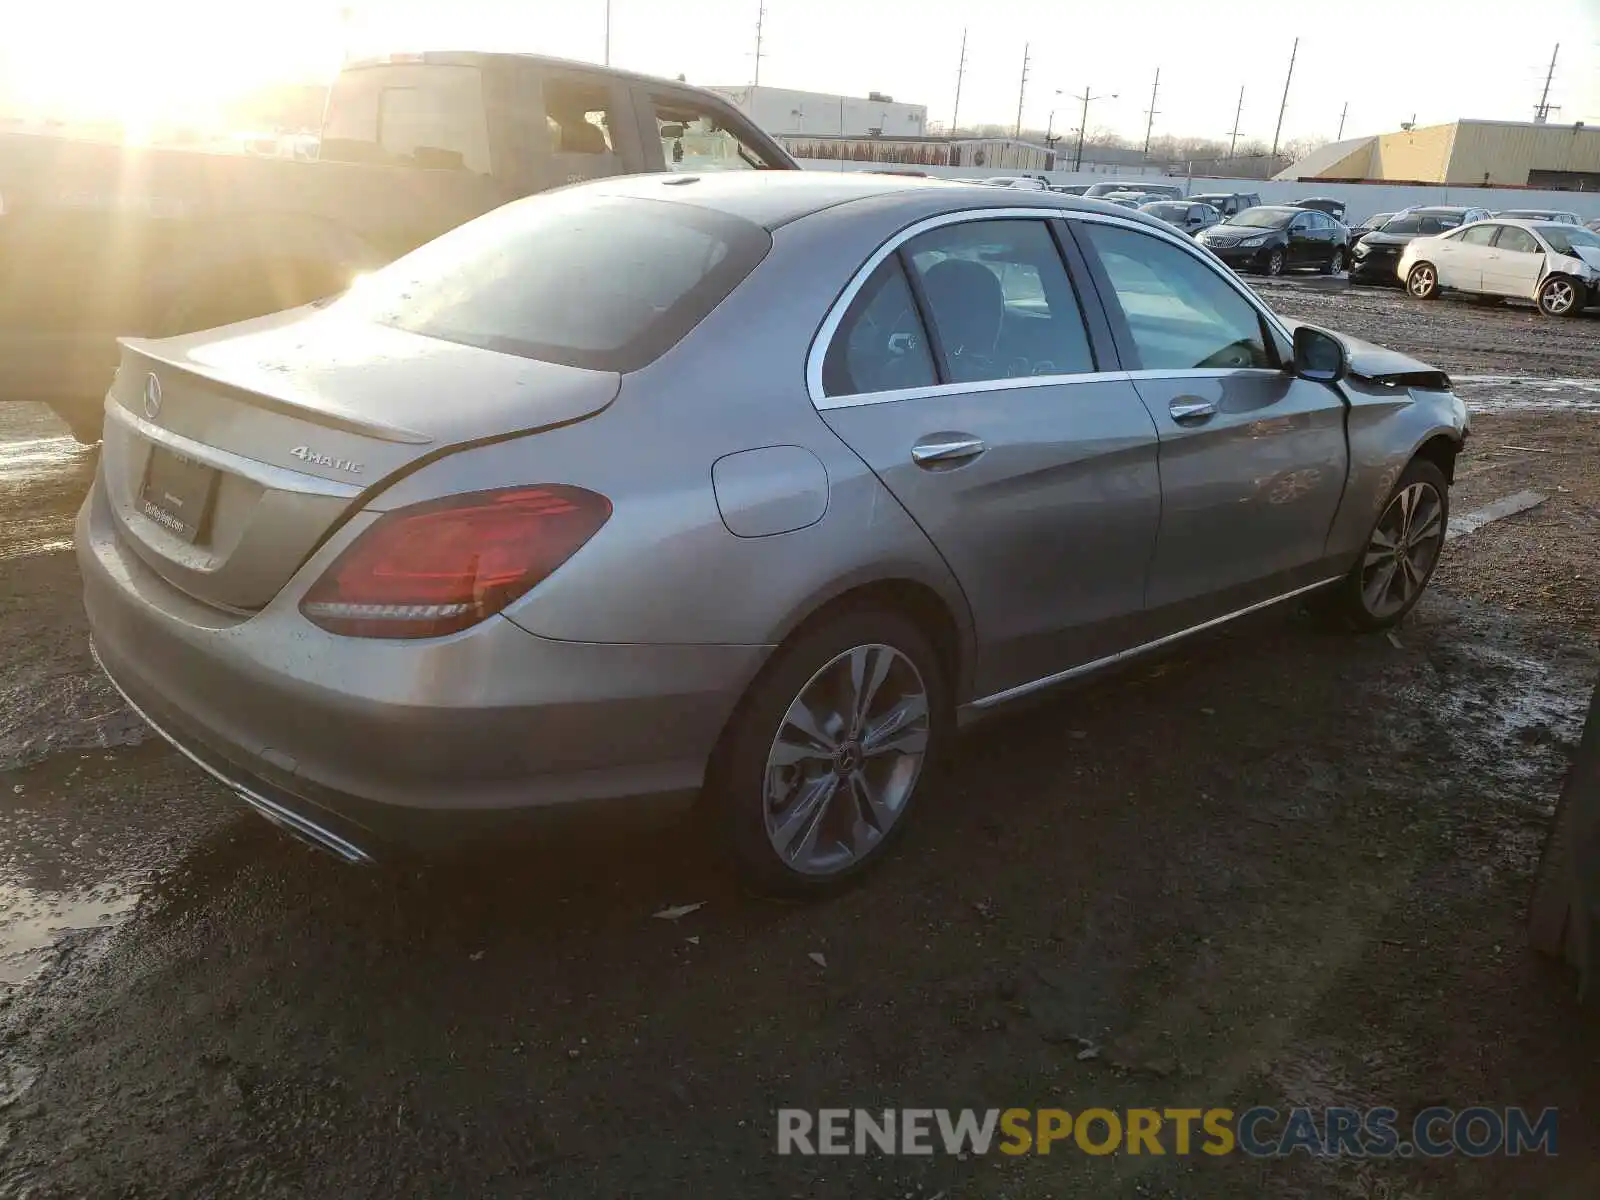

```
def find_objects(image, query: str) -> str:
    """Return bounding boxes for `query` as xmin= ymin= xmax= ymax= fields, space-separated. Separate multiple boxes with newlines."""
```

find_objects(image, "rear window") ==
xmin=332 ymin=192 xmax=772 ymax=372
xmin=320 ymin=64 xmax=492 ymax=173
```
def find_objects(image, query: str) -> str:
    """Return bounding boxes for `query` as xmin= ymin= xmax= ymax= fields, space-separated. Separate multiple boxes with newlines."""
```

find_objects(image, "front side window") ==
xmin=822 ymin=257 xmax=937 ymax=397
xmin=1461 ymin=225 xmax=1498 ymax=247
xmin=1078 ymin=222 xmax=1274 ymax=372
xmin=652 ymin=97 xmax=783 ymax=171
xmin=1495 ymin=226 xmax=1541 ymax=254
xmin=901 ymin=219 xmax=1096 ymax=383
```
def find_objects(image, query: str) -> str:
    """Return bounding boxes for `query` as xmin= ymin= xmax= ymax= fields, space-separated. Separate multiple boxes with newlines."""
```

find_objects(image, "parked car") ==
xmin=1139 ymin=200 xmax=1222 ymax=236
xmin=1293 ymin=197 xmax=1348 ymax=222
xmin=1348 ymin=207 xmax=1491 ymax=285
xmin=1347 ymin=212 xmax=1396 ymax=242
xmin=1102 ymin=191 xmax=1169 ymax=207
xmin=1196 ymin=205 xmax=1349 ymax=275
xmin=1049 ymin=184 xmax=1092 ymax=195
xmin=1399 ymin=219 xmax=1600 ymax=316
xmin=1492 ymin=209 xmax=1581 ymax=225
xmin=79 ymin=174 xmax=1467 ymax=891
xmin=1083 ymin=180 xmax=1184 ymax=201
xmin=1588 ymin=218 xmax=1600 ymax=234
xmin=0 ymin=52 xmax=798 ymax=442
xmin=1189 ymin=191 xmax=1262 ymax=219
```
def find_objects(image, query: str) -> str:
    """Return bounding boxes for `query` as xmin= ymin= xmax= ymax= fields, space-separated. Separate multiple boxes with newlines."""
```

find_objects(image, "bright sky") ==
xmin=3 ymin=0 xmax=1598 ymax=145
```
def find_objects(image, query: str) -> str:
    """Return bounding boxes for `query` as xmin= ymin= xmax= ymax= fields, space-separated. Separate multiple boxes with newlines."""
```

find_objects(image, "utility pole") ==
xmin=1228 ymin=85 xmax=1245 ymax=161
xmin=1270 ymin=36 xmax=1297 ymax=162
xmin=604 ymin=0 xmax=611 ymax=66
xmin=951 ymin=27 xmax=967 ymax=135
xmin=1535 ymin=42 xmax=1559 ymax=122
xmin=1337 ymin=100 xmax=1348 ymax=140
xmin=1071 ymin=85 xmax=1116 ymax=171
xmin=1142 ymin=67 xmax=1160 ymax=158
xmin=752 ymin=3 xmax=766 ymax=87
xmin=1014 ymin=42 xmax=1030 ymax=140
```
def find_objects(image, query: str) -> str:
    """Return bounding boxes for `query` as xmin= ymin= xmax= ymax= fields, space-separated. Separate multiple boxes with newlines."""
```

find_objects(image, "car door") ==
xmin=1442 ymin=223 xmax=1498 ymax=290
xmin=1286 ymin=212 xmax=1316 ymax=266
xmin=1070 ymin=218 xmax=1350 ymax=631
xmin=1483 ymin=225 xmax=1546 ymax=298
xmin=814 ymin=216 xmax=1162 ymax=698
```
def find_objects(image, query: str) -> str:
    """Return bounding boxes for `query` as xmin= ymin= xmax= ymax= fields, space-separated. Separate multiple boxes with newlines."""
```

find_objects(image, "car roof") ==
xmin=572 ymin=170 xmax=1183 ymax=233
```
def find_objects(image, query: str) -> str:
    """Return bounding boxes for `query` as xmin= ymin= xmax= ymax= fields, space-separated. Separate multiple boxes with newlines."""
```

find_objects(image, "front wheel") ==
xmin=1328 ymin=459 xmax=1450 ymax=631
xmin=1324 ymin=247 xmax=1346 ymax=275
xmin=1406 ymin=262 xmax=1439 ymax=299
xmin=1538 ymin=275 xmax=1584 ymax=317
xmin=1260 ymin=248 xmax=1286 ymax=277
xmin=709 ymin=609 xmax=950 ymax=895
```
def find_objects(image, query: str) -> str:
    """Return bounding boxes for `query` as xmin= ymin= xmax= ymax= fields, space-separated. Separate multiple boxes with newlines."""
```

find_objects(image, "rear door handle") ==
xmin=911 ymin=435 xmax=987 ymax=466
xmin=1168 ymin=397 xmax=1217 ymax=424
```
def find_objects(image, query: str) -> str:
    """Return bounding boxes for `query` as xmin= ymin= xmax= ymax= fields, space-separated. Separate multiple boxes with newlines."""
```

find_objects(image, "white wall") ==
xmin=709 ymin=86 xmax=926 ymax=139
xmin=792 ymin=159 xmax=1600 ymax=222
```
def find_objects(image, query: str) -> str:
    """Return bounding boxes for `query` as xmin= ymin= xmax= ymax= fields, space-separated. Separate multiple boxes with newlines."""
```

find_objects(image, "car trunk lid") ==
xmin=99 ymin=305 xmax=621 ymax=611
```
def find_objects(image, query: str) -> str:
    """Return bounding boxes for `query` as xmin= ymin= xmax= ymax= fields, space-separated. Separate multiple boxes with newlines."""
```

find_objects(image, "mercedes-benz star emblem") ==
xmin=143 ymin=372 xmax=163 ymax=420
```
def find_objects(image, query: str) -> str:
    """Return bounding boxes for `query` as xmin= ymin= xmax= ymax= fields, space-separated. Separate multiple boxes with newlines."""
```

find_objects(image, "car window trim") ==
xmin=806 ymin=206 xmax=1121 ymax=409
xmin=1059 ymin=211 xmax=1293 ymax=374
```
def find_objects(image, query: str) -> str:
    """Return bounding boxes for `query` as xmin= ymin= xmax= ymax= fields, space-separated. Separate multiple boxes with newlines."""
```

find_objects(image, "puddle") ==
xmin=1452 ymin=376 xmax=1600 ymax=414
xmin=0 ymin=434 xmax=88 ymax=481
xmin=0 ymin=881 xmax=137 ymax=985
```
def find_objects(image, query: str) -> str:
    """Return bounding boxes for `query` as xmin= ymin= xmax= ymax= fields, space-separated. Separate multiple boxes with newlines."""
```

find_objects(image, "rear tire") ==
xmin=1537 ymin=275 xmax=1584 ymax=317
xmin=709 ymin=609 xmax=951 ymax=896
xmin=1327 ymin=458 xmax=1450 ymax=631
xmin=1406 ymin=262 xmax=1439 ymax=299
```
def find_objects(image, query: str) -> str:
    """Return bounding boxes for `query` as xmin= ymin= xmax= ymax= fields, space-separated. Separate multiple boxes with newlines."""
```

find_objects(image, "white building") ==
xmin=705 ymin=85 xmax=927 ymax=139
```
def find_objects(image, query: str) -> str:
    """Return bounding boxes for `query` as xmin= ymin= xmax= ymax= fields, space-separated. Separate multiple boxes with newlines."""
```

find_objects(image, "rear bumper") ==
xmin=77 ymin=479 xmax=771 ymax=858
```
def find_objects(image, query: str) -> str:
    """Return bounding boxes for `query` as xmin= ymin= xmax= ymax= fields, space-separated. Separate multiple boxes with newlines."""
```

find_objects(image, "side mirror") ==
xmin=1293 ymin=325 xmax=1347 ymax=384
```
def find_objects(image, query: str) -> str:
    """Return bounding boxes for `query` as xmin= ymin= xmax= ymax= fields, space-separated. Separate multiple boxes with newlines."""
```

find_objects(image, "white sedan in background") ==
xmin=1399 ymin=219 xmax=1600 ymax=316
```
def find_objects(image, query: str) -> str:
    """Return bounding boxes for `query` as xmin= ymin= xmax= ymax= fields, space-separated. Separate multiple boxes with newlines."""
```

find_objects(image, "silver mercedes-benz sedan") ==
xmin=78 ymin=173 xmax=1468 ymax=892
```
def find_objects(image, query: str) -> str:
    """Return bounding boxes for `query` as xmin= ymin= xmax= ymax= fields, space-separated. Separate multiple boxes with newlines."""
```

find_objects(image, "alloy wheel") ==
xmin=1361 ymin=482 xmax=1445 ymax=620
xmin=1541 ymin=278 xmax=1576 ymax=315
xmin=1408 ymin=264 xmax=1436 ymax=298
xmin=1265 ymin=249 xmax=1285 ymax=276
xmin=763 ymin=643 xmax=930 ymax=877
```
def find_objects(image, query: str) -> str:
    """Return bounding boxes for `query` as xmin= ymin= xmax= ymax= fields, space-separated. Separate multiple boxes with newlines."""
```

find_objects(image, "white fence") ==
xmin=792 ymin=159 xmax=1600 ymax=224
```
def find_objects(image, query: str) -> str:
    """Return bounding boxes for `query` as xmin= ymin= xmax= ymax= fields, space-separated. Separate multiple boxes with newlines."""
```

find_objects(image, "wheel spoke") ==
xmin=861 ymin=694 xmax=930 ymax=757
xmin=1410 ymin=504 xmax=1443 ymax=546
xmin=1368 ymin=525 xmax=1398 ymax=551
xmin=848 ymin=770 xmax=894 ymax=837
xmin=846 ymin=645 xmax=894 ymax=735
xmin=769 ymin=736 xmax=833 ymax=769
xmin=1364 ymin=560 xmax=1399 ymax=609
xmin=772 ymin=774 xmax=839 ymax=863
xmin=779 ymin=697 xmax=838 ymax=756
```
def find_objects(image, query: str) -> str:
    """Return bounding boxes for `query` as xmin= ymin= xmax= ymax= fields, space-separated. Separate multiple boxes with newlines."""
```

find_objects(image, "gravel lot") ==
xmin=1 ymin=283 xmax=1598 ymax=1198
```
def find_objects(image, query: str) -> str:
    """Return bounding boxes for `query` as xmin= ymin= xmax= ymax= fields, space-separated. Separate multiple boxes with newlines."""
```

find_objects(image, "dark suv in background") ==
xmin=1349 ymin=206 xmax=1491 ymax=284
xmin=1189 ymin=191 xmax=1263 ymax=219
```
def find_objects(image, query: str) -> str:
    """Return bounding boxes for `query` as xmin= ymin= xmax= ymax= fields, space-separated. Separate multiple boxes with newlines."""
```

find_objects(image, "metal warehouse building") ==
xmin=1277 ymin=119 xmax=1600 ymax=190
xmin=703 ymin=84 xmax=927 ymax=139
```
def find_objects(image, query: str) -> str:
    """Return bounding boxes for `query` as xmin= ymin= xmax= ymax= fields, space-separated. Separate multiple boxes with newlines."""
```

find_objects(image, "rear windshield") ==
xmin=320 ymin=64 xmax=492 ymax=172
xmin=332 ymin=193 xmax=772 ymax=372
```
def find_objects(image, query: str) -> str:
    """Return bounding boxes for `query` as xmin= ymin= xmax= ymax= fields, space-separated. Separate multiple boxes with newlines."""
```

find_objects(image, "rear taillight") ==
xmin=300 ymin=486 xmax=611 ymax=638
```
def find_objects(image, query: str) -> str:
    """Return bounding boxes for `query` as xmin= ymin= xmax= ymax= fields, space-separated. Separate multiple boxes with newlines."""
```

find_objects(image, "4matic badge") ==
xmin=290 ymin=446 xmax=364 ymax=474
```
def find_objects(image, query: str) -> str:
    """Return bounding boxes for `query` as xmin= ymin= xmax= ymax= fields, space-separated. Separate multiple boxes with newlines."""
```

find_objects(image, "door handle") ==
xmin=1168 ymin=397 xmax=1217 ymax=424
xmin=911 ymin=436 xmax=987 ymax=466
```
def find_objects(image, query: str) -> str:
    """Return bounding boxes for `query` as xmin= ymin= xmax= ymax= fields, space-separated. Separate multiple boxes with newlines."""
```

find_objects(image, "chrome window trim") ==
xmin=806 ymin=205 xmax=1295 ymax=411
xmin=964 ymin=575 xmax=1343 ymax=713
xmin=104 ymin=398 xmax=365 ymax=500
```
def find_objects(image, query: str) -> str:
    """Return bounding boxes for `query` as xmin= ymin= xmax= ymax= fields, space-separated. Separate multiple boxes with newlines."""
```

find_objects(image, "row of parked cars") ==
xmin=1056 ymin=180 xmax=1600 ymax=318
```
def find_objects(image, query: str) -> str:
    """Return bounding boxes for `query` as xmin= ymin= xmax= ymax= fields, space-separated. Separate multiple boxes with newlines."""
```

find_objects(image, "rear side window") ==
xmin=822 ymin=258 xmax=937 ymax=396
xmin=1495 ymin=226 xmax=1540 ymax=254
xmin=321 ymin=64 xmax=491 ymax=173
xmin=335 ymin=193 xmax=771 ymax=372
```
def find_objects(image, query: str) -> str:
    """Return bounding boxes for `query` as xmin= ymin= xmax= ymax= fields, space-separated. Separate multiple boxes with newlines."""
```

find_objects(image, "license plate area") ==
xmin=139 ymin=446 xmax=219 ymax=544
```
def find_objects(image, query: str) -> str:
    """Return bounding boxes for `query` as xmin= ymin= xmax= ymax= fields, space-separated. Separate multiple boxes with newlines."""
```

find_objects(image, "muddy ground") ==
xmin=1 ymin=284 xmax=1598 ymax=1198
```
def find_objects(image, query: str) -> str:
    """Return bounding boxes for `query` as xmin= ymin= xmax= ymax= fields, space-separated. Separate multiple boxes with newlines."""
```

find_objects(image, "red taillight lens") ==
xmin=300 ymin=486 xmax=611 ymax=638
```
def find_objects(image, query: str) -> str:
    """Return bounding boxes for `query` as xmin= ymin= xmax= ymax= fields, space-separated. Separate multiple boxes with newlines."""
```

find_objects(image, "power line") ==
xmin=1337 ymin=100 xmax=1348 ymax=140
xmin=1142 ymin=67 xmax=1160 ymax=157
xmin=1013 ymin=42 xmax=1030 ymax=140
xmin=1228 ymin=85 xmax=1245 ymax=159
